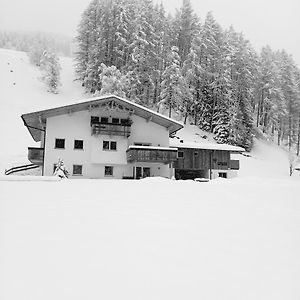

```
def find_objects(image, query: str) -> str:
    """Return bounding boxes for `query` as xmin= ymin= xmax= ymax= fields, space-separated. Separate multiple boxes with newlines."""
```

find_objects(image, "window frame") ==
xmin=74 ymin=139 xmax=84 ymax=150
xmin=100 ymin=117 xmax=109 ymax=124
xmin=218 ymin=172 xmax=227 ymax=178
xmin=112 ymin=117 xmax=120 ymax=124
xmin=73 ymin=164 xmax=83 ymax=176
xmin=177 ymin=151 xmax=184 ymax=158
xmin=104 ymin=166 xmax=113 ymax=177
xmin=103 ymin=140 xmax=117 ymax=151
xmin=55 ymin=138 xmax=65 ymax=149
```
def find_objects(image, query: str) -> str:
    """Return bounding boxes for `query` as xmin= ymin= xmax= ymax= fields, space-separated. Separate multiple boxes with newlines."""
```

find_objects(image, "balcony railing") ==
xmin=230 ymin=160 xmax=240 ymax=170
xmin=28 ymin=147 xmax=44 ymax=165
xmin=91 ymin=123 xmax=131 ymax=137
xmin=127 ymin=146 xmax=178 ymax=164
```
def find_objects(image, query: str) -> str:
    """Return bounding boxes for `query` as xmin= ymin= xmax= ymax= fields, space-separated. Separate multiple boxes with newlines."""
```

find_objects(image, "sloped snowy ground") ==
xmin=0 ymin=48 xmax=84 ymax=172
xmin=1 ymin=177 xmax=300 ymax=300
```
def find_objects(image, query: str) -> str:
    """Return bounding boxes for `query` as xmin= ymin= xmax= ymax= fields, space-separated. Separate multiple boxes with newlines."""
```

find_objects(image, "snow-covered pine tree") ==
xmin=173 ymin=0 xmax=199 ymax=65
xmin=181 ymin=46 xmax=202 ymax=124
xmin=40 ymin=50 xmax=61 ymax=94
xmin=160 ymin=46 xmax=182 ymax=117
xmin=98 ymin=63 xmax=127 ymax=97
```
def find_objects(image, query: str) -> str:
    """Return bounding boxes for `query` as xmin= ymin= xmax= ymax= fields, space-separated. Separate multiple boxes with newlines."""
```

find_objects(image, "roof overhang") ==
xmin=21 ymin=95 xmax=184 ymax=142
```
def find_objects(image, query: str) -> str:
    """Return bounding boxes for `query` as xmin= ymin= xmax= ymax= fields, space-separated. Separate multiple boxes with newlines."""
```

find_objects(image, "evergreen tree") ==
xmin=160 ymin=46 xmax=182 ymax=117
xmin=98 ymin=63 xmax=127 ymax=97
xmin=40 ymin=50 xmax=61 ymax=94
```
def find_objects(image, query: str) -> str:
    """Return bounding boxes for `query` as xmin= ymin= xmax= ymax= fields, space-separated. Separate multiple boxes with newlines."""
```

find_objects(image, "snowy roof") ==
xmin=127 ymin=145 xmax=177 ymax=151
xmin=170 ymin=139 xmax=245 ymax=152
xmin=21 ymin=95 xmax=184 ymax=142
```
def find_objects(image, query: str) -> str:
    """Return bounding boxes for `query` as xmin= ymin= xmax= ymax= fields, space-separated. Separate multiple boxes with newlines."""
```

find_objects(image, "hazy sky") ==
xmin=0 ymin=0 xmax=299 ymax=65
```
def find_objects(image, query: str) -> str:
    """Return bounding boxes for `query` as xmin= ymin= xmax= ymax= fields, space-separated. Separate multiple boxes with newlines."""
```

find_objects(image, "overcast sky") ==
xmin=0 ymin=0 xmax=299 ymax=66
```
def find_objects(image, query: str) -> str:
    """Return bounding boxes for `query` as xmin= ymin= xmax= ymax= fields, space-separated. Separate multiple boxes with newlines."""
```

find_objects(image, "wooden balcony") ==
xmin=28 ymin=147 xmax=44 ymax=165
xmin=91 ymin=123 xmax=131 ymax=137
xmin=127 ymin=146 xmax=178 ymax=164
xmin=230 ymin=160 xmax=240 ymax=170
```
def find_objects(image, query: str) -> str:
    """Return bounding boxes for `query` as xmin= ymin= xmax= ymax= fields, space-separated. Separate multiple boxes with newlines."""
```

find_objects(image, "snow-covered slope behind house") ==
xmin=0 ymin=48 xmax=299 ymax=179
xmin=0 ymin=48 xmax=84 ymax=172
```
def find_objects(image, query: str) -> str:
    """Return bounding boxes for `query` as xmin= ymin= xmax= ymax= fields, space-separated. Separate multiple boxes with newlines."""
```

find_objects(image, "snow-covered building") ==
xmin=170 ymin=140 xmax=244 ymax=180
xmin=21 ymin=94 xmax=244 ymax=180
xmin=21 ymin=95 xmax=183 ymax=179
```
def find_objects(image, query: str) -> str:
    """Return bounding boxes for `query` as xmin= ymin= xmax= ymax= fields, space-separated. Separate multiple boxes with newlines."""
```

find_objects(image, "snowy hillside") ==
xmin=0 ymin=48 xmax=84 ymax=172
xmin=1 ymin=48 xmax=299 ymax=180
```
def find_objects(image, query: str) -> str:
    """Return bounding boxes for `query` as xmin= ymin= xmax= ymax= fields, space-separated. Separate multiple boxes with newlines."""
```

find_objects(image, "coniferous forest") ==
xmin=75 ymin=0 xmax=300 ymax=152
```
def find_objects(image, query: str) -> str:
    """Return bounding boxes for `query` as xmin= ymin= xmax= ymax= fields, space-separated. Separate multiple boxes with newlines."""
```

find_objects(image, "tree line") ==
xmin=75 ymin=0 xmax=300 ymax=152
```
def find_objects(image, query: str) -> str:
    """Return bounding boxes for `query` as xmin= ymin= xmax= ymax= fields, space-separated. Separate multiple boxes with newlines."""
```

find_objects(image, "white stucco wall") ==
xmin=43 ymin=109 xmax=172 ymax=179
xmin=128 ymin=115 xmax=169 ymax=147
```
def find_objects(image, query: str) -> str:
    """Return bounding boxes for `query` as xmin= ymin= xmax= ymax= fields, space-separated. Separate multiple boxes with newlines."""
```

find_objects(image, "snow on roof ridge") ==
xmin=23 ymin=94 xmax=183 ymax=127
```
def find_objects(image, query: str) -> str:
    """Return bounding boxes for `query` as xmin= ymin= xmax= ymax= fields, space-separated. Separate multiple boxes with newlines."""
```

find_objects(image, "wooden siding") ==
xmin=127 ymin=148 xmax=177 ymax=164
xmin=174 ymin=148 xmax=230 ymax=171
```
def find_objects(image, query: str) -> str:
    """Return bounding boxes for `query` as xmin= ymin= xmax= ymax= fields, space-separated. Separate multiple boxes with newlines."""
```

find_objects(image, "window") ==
xmin=218 ymin=172 xmax=227 ymax=178
xmin=73 ymin=165 xmax=83 ymax=175
xmin=134 ymin=166 xmax=150 ymax=179
xmin=91 ymin=116 xmax=99 ymax=125
xmin=74 ymin=140 xmax=83 ymax=150
xmin=105 ymin=166 xmax=113 ymax=176
xmin=178 ymin=151 xmax=184 ymax=158
xmin=100 ymin=117 xmax=109 ymax=124
xmin=194 ymin=151 xmax=199 ymax=157
xmin=110 ymin=141 xmax=117 ymax=150
xmin=112 ymin=118 xmax=120 ymax=124
xmin=103 ymin=141 xmax=117 ymax=151
xmin=218 ymin=162 xmax=228 ymax=166
xmin=103 ymin=141 xmax=110 ymax=150
xmin=121 ymin=118 xmax=131 ymax=125
xmin=55 ymin=138 xmax=65 ymax=149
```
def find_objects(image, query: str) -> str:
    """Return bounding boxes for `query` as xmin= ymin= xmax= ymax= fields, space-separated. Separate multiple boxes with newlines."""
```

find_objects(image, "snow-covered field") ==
xmin=1 ymin=48 xmax=300 ymax=299
xmin=1 ymin=177 xmax=300 ymax=299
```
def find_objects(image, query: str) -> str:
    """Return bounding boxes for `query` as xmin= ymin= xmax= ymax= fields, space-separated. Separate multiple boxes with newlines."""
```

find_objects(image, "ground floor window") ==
xmin=73 ymin=165 xmax=83 ymax=175
xmin=218 ymin=172 xmax=227 ymax=178
xmin=105 ymin=166 xmax=113 ymax=176
xmin=134 ymin=166 xmax=151 ymax=179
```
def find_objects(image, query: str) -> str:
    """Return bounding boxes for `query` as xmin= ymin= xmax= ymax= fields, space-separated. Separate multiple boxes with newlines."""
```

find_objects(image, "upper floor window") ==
xmin=55 ymin=138 xmax=65 ymax=149
xmin=112 ymin=118 xmax=120 ymax=124
xmin=74 ymin=140 xmax=83 ymax=150
xmin=100 ymin=117 xmax=109 ymax=124
xmin=103 ymin=141 xmax=117 ymax=151
xmin=91 ymin=116 xmax=99 ymax=125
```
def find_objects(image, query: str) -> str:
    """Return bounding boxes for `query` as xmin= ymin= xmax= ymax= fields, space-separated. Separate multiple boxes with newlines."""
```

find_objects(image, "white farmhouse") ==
xmin=22 ymin=95 xmax=183 ymax=179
